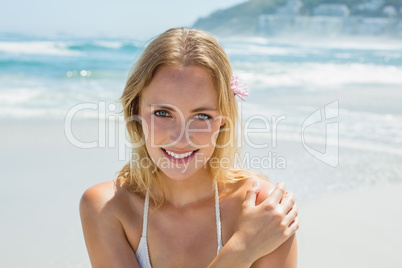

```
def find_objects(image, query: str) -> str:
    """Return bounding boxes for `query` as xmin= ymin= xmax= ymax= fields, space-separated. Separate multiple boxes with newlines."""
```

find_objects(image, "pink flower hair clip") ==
xmin=231 ymin=75 xmax=249 ymax=101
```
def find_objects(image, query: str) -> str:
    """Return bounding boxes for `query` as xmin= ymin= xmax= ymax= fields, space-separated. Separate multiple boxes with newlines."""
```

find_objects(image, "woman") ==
xmin=80 ymin=27 xmax=299 ymax=267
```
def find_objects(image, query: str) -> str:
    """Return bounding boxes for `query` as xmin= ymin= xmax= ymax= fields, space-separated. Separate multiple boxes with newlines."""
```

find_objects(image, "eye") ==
xmin=153 ymin=110 xmax=170 ymax=117
xmin=195 ymin=113 xmax=211 ymax=120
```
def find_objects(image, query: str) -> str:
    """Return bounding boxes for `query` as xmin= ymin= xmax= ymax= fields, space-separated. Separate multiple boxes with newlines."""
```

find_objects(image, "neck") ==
xmin=154 ymin=168 xmax=215 ymax=208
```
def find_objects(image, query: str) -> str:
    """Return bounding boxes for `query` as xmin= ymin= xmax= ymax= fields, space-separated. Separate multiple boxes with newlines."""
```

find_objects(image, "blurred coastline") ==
xmin=194 ymin=0 xmax=402 ymax=38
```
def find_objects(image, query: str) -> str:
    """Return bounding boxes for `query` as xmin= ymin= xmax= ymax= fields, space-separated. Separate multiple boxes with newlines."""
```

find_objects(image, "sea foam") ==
xmin=0 ymin=41 xmax=82 ymax=56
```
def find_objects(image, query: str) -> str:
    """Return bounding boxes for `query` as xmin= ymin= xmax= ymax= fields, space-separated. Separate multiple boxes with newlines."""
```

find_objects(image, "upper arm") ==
xmin=79 ymin=183 xmax=139 ymax=268
xmin=252 ymin=234 xmax=298 ymax=268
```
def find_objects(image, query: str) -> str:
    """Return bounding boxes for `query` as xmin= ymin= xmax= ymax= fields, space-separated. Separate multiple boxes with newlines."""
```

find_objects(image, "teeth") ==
xmin=164 ymin=149 xmax=194 ymax=159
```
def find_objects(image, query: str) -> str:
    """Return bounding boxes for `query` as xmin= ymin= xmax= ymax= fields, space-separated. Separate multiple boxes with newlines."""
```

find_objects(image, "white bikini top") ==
xmin=135 ymin=182 xmax=223 ymax=268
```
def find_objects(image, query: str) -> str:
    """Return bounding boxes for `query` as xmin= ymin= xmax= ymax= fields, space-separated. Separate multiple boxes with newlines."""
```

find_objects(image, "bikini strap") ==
xmin=141 ymin=191 xmax=150 ymax=238
xmin=214 ymin=182 xmax=223 ymax=253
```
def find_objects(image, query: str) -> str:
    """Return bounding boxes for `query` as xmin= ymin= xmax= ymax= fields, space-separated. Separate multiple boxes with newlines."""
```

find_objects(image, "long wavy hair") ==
xmin=117 ymin=27 xmax=260 ymax=204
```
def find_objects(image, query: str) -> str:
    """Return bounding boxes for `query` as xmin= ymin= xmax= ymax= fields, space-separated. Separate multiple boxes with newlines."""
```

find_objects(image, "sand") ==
xmin=298 ymin=183 xmax=402 ymax=267
xmin=1 ymin=118 xmax=401 ymax=267
xmin=0 ymin=118 xmax=124 ymax=267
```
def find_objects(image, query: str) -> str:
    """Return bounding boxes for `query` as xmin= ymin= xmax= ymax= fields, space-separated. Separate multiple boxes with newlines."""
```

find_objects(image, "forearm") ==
xmin=208 ymin=235 xmax=254 ymax=268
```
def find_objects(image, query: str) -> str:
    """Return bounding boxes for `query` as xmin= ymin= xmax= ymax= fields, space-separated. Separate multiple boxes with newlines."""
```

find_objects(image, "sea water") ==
xmin=1 ymin=32 xmax=402 ymax=266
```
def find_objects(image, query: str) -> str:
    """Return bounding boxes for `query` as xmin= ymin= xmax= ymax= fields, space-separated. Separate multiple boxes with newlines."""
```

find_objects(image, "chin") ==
xmin=157 ymin=165 xmax=202 ymax=181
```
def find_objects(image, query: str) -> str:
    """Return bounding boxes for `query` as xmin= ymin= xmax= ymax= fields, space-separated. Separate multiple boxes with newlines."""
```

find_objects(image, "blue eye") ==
xmin=154 ymin=110 xmax=170 ymax=117
xmin=196 ymin=113 xmax=211 ymax=120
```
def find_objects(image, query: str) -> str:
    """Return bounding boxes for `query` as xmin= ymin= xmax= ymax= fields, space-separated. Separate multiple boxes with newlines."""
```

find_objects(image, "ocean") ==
xmin=1 ymin=33 xmax=402 ymax=266
xmin=2 ymin=34 xmax=402 ymax=119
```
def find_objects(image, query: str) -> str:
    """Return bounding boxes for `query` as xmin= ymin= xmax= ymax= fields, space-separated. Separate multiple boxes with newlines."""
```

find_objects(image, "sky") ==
xmin=1 ymin=0 xmax=247 ymax=39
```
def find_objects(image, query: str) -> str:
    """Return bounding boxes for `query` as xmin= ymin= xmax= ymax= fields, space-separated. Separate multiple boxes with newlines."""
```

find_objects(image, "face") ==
xmin=138 ymin=65 xmax=224 ymax=181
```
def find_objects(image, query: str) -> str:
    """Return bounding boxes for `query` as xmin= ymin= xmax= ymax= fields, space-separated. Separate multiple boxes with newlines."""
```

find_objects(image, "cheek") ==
xmin=188 ymin=121 xmax=222 ymax=144
xmin=142 ymin=116 xmax=171 ymax=139
xmin=152 ymin=118 xmax=173 ymax=131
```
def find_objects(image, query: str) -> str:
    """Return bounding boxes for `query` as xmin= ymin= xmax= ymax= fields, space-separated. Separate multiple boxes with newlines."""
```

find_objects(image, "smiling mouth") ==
xmin=161 ymin=148 xmax=199 ymax=160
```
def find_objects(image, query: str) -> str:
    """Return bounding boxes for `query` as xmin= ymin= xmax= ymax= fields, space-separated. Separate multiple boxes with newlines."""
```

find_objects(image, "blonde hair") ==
xmin=117 ymin=27 xmax=261 ymax=203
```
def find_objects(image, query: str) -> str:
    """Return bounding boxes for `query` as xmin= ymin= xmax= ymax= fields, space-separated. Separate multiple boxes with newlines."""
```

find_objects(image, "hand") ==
xmin=230 ymin=180 xmax=299 ymax=264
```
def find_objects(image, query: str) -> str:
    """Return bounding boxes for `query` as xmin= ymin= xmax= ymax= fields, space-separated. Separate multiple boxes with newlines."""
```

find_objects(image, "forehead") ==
xmin=141 ymin=65 xmax=218 ymax=110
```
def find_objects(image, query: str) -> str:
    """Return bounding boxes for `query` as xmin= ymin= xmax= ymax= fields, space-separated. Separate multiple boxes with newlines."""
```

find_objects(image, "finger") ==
xmin=283 ymin=204 xmax=298 ymax=226
xmin=243 ymin=180 xmax=261 ymax=207
xmin=288 ymin=216 xmax=300 ymax=234
xmin=286 ymin=203 xmax=298 ymax=216
xmin=265 ymin=182 xmax=286 ymax=205
xmin=281 ymin=191 xmax=296 ymax=212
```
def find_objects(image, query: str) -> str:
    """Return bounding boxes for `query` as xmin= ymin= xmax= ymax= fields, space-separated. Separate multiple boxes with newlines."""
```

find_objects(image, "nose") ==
xmin=168 ymin=119 xmax=192 ymax=149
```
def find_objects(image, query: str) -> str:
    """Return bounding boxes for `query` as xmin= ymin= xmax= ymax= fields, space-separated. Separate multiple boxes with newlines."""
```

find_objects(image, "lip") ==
xmin=163 ymin=148 xmax=196 ymax=154
xmin=161 ymin=148 xmax=199 ymax=164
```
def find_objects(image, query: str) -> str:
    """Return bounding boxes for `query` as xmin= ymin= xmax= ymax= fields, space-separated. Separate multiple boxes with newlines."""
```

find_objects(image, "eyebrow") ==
xmin=148 ymin=104 xmax=217 ymax=113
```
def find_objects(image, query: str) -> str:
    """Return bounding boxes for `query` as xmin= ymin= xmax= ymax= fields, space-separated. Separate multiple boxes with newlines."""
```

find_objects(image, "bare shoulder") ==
xmin=80 ymin=179 xmax=142 ymax=215
xmin=79 ymin=180 xmax=117 ymax=213
xmin=79 ymin=180 xmax=141 ymax=267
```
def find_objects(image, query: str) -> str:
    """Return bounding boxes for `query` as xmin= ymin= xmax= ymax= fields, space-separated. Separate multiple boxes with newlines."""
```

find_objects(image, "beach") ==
xmin=1 ymin=35 xmax=402 ymax=267
xmin=298 ymin=183 xmax=402 ymax=267
xmin=1 ymin=117 xmax=401 ymax=267
xmin=0 ymin=118 xmax=122 ymax=267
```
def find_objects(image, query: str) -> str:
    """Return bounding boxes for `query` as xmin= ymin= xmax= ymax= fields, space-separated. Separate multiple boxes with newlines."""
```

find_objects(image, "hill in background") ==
xmin=193 ymin=0 xmax=286 ymax=35
xmin=193 ymin=0 xmax=402 ymax=37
